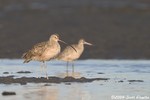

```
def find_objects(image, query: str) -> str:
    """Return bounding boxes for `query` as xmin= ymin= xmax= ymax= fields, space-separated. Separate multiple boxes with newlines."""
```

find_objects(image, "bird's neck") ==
xmin=78 ymin=42 xmax=84 ymax=47
xmin=48 ymin=40 xmax=58 ymax=46
xmin=77 ymin=43 xmax=84 ymax=51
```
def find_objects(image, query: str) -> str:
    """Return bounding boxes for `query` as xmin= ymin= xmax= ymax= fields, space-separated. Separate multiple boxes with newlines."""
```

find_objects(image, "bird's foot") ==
xmin=46 ymin=74 xmax=49 ymax=80
xmin=46 ymin=76 xmax=49 ymax=80
xmin=36 ymin=76 xmax=39 ymax=78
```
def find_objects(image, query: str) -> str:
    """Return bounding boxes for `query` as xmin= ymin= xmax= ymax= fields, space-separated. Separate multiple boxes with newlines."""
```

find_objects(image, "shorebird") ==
xmin=57 ymin=39 xmax=92 ymax=76
xmin=22 ymin=34 xmax=71 ymax=79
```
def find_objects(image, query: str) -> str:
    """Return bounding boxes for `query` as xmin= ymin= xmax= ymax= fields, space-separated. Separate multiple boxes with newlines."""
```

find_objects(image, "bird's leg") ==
xmin=72 ymin=61 xmax=75 ymax=77
xmin=39 ymin=62 xmax=44 ymax=78
xmin=43 ymin=62 xmax=48 ymax=79
xmin=66 ymin=61 xmax=69 ymax=77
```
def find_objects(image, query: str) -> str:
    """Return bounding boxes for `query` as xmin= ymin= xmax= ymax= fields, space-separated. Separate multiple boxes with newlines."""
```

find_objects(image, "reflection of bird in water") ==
xmin=57 ymin=39 xmax=92 ymax=76
xmin=56 ymin=72 xmax=81 ymax=78
xmin=22 ymin=34 xmax=68 ymax=79
xmin=40 ymin=87 xmax=58 ymax=100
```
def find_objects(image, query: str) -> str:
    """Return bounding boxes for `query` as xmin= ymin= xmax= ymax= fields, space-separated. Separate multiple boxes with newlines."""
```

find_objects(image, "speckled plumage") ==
xmin=22 ymin=34 xmax=62 ymax=79
xmin=22 ymin=34 xmax=61 ymax=63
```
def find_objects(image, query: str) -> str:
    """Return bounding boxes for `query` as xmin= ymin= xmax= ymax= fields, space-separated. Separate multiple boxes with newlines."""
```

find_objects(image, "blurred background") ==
xmin=0 ymin=0 xmax=150 ymax=59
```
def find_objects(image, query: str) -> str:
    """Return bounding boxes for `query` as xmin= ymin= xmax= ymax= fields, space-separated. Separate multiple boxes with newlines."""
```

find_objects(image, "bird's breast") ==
xmin=42 ymin=44 xmax=60 ymax=60
xmin=60 ymin=45 xmax=84 ymax=61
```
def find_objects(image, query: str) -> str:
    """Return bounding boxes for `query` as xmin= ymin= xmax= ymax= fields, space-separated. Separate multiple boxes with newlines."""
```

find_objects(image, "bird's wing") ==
xmin=58 ymin=44 xmax=77 ymax=58
xmin=30 ymin=41 xmax=47 ymax=56
xmin=22 ymin=41 xmax=48 ymax=62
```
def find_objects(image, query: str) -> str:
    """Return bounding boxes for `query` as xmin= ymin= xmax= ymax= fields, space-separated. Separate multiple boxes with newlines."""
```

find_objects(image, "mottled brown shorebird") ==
xmin=57 ymin=39 xmax=92 ymax=76
xmin=22 ymin=34 xmax=68 ymax=79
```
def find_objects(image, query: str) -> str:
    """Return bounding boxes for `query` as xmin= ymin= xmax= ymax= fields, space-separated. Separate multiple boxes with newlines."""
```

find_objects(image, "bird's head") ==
xmin=50 ymin=34 xmax=77 ymax=52
xmin=79 ymin=38 xmax=93 ymax=46
xmin=50 ymin=34 xmax=60 ymax=42
xmin=50 ymin=34 xmax=67 ymax=44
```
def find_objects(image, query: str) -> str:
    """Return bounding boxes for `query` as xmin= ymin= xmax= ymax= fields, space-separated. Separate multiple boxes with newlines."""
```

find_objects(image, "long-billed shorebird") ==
xmin=57 ymin=39 xmax=92 ymax=76
xmin=22 ymin=34 xmax=69 ymax=79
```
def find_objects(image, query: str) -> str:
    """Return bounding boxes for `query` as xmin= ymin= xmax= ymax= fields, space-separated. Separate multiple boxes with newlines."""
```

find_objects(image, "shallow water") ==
xmin=0 ymin=59 xmax=150 ymax=100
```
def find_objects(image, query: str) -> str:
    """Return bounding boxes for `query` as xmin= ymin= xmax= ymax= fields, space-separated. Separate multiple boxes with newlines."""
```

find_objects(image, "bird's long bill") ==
xmin=84 ymin=41 xmax=93 ymax=46
xmin=58 ymin=39 xmax=67 ymax=45
xmin=58 ymin=39 xmax=77 ymax=52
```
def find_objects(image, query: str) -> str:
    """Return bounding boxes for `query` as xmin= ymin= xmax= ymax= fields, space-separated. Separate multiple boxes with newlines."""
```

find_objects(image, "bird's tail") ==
xmin=23 ymin=59 xmax=31 ymax=63
xmin=22 ymin=52 xmax=32 ymax=63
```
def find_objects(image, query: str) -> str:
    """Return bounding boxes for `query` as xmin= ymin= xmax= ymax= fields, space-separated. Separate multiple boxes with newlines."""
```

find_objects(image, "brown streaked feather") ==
xmin=31 ymin=41 xmax=47 ymax=56
xmin=22 ymin=51 xmax=32 ymax=63
xmin=22 ymin=41 xmax=48 ymax=63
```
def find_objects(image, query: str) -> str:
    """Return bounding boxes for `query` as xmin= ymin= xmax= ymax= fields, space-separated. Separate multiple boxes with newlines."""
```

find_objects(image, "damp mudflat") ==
xmin=0 ymin=59 xmax=150 ymax=100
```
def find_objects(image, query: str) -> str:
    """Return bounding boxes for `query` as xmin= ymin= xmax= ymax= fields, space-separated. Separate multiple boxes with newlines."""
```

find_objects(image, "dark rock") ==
xmin=2 ymin=91 xmax=16 ymax=96
xmin=63 ymin=76 xmax=76 ymax=82
xmin=65 ymin=83 xmax=71 ymax=85
xmin=118 ymin=80 xmax=124 ymax=82
xmin=20 ymin=82 xmax=27 ymax=85
xmin=3 ymin=72 xmax=9 ymax=74
xmin=97 ymin=72 xmax=104 ymax=74
xmin=7 ymin=75 xmax=15 ymax=78
xmin=44 ymin=84 xmax=51 ymax=86
xmin=17 ymin=71 xmax=32 ymax=74
xmin=128 ymin=80 xmax=144 ymax=82
xmin=0 ymin=76 xmax=110 ymax=84
xmin=80 ymin=77 xmax=86 ymax=80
